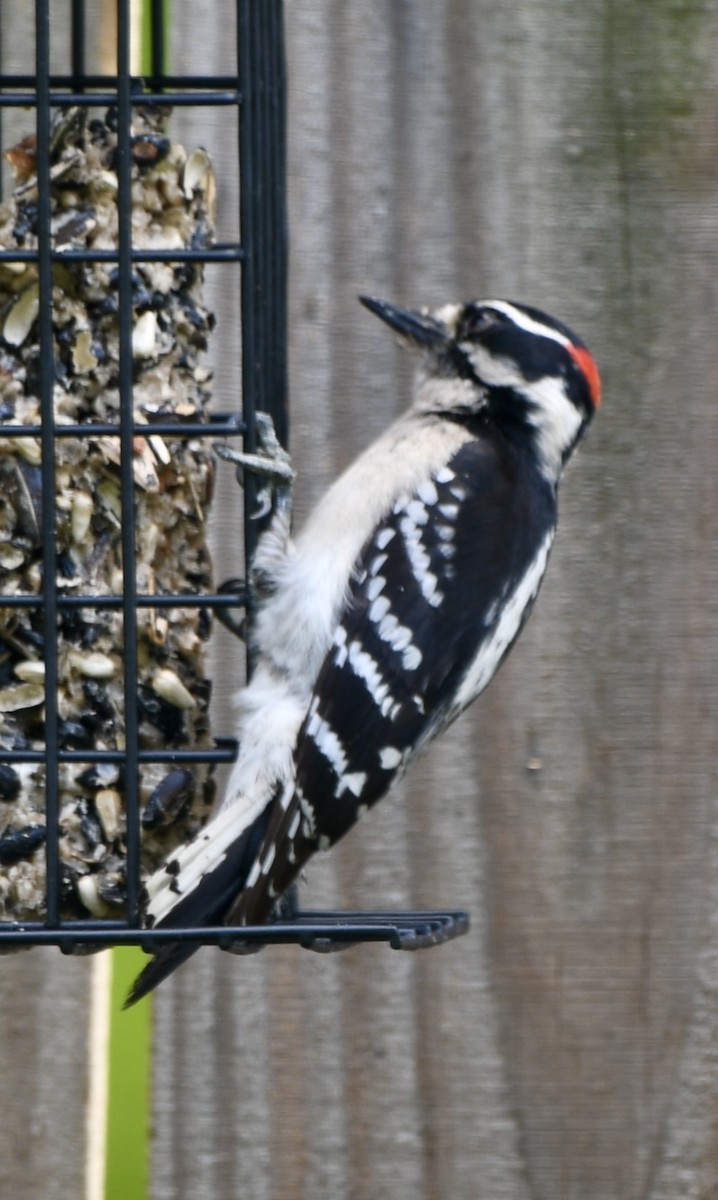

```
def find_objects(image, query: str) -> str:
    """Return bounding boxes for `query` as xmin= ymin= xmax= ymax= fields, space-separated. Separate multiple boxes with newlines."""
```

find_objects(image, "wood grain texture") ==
xmin=4 ymin=2 xmax=718 ymax=1198
xmin=0 ymin=950 xmax=93 ymax=1199
xmin=152 ymin=3 xmax=718 ymax=1199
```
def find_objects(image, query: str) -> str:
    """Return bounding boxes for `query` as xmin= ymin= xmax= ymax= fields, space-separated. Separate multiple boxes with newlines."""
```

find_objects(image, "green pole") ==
xmin=105 ymin=949 xmax=153 ymax=1200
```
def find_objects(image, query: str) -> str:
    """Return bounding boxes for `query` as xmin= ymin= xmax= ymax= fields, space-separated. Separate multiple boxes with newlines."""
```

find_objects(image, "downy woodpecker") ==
xmin=126 ymin=295 xmax=601 ymax=1004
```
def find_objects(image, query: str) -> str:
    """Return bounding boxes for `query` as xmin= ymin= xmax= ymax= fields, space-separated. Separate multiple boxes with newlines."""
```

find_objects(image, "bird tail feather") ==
xmin=124 ymin=801 xmax=272 ymax=1007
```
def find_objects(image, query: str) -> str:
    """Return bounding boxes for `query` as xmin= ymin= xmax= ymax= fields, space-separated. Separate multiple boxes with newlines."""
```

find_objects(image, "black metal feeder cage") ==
xmin=0 ymin=0 xmax=468 ymax=962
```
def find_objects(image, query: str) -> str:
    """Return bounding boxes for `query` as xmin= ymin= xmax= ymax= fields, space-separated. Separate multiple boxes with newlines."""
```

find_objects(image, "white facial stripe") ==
xmin=523 ymin=374 xmax=585 ymax=479
xmin=481 ymin=300 xmax=571 ymax=350
xmin=461 ymin=342 xmax=526 ymax=389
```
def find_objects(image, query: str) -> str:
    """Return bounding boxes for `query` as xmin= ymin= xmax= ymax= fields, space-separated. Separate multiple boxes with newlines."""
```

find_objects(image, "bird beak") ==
xmin=359 ymin=296 xmax=449 ymax=353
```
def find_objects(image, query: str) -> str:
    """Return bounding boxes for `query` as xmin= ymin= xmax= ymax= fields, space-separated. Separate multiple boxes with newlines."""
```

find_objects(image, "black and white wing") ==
xmin=231 ymin=434 xmax=556 ymax=922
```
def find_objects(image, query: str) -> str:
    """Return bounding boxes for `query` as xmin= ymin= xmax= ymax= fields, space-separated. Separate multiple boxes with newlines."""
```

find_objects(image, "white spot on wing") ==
xmin=333 ymin=625 xmax=348 ymax=667
xmin=369 ymin=595 xmax=391 ymax=623
xmin=340 ymin=771 xmax=367 ymax=797
xmin=307 ymin=699 xmax=348 ymax=778
xmin=421 ymin=573 xmax=442 ymax=606
xmin=379 ymin=746 xmax=402 ymax=769
xmin=348 ymin=642 xmax=397 ymax=718
xmin=405 ymin=499 xmax=429 ymax=525
xmin=366 ymin=575 xmax=386 ymax=601
xmin=403 ymin=644 xmax=422 ymax=671
xmin=417 ymin=479 xmax=438 ymax=506
xmin=378 ymin=613 xmax=403 ymax=645
xmin=376 ymin=611 xmax=423 ymax=670
xmin=297 ymin=787 xmax=316 ymax=837
xmin=306 ymin=700 xmax=368 ymax=800
xmin=399 ymin=511 xmax=444 ymax=608
xmin=245 ymin=859 xmax=261 ymax=890
xmin=260 ymin=843 xmax=276 ymax=875
xmin=435 ymin=466 xmax=454 ymax=484
xmin=376 ymin=527 xmax=395 ymax=550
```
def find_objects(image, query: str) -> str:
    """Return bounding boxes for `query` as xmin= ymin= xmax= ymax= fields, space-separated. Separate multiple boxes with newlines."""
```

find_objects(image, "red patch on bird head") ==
xmin=568 ymin=344 xmax=601 ymax=409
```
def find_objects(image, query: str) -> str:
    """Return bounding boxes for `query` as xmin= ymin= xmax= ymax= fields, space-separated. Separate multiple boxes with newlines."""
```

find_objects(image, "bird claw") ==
xmin=214 ymin=413 xmax=294 ymax=532
xmin=214 ymin=412 xmax=294 ymax=488
xmin=251 ymin=487 xmax=273 ymax=521
xmin=216 ymin=412 xmax=295 ymax=609
xmin=214 ymin=577 xmax=248 ymax=640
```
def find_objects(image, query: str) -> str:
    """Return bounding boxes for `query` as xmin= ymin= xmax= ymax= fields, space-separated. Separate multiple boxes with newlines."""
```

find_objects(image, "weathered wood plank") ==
xmin=5 ymin=3 xmax=718 ymax=1198
xmin=154 ymin=3 xmax=718 ymax=1199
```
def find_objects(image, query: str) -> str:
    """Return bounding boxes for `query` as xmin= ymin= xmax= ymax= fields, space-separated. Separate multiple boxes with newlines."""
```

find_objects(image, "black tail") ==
xmin=124 ymin=935 xmax=202 ymax=1008
xmin=125 ymin=806 xmax=272 ymax=1007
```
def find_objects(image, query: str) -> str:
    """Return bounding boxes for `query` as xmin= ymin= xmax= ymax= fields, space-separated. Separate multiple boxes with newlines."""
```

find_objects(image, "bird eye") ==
xmin=461 ymin=307 xmax=503 ymax=339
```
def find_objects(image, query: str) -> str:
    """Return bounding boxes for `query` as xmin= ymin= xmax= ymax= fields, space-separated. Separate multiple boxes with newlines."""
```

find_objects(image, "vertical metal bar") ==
xmin=116 ymin=0 xmax=141 ymax=925
xmin=237 ymin=0 xmax=288 ymax=674
xmin=255 ymin=3 xmax=268 ymax=428
xmin=259 ymin=4 xmax=272 ymax=427
xmin=151 ymin=0 xmax=165 ymax=81
xmin=71 ymin=0 xmax=86 ymax=88
xmin=35 ymin=0 xmax=60 ymax=926
xmin=269 ymin=1 xmax=288 ymax=444
xmin=0 ymin=10 xmax=4 ymax=204
xmin=237 ymin=0 xmax=258 ymax=571
xmin=261 ymin=0 xmax=288 ymax=442
xmin=238 ymin=0 xmax=288 ymax=542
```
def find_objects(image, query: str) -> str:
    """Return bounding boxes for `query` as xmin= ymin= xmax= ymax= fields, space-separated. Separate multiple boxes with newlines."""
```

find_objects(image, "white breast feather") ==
xmin=224 ymin=410 xmax=473 ymax=815
xmin=251 ymin=412 xmax=473 ymax=684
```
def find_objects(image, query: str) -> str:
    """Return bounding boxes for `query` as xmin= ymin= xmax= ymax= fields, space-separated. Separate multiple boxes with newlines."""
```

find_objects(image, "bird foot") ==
xmin=214 ymin=576 xmax=249 ymax=640
xmin=214 ymin=412 xmax=294 ymax=520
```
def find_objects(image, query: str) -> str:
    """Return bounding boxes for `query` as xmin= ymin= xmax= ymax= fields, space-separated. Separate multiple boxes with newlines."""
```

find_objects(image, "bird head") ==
xmin=360 ymin=295 xmax=601 ymax=481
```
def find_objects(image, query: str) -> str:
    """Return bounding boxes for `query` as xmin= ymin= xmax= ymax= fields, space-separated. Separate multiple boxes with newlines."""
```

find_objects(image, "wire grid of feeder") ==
xmin=0 ymin=0 xmax=468 ymax=957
